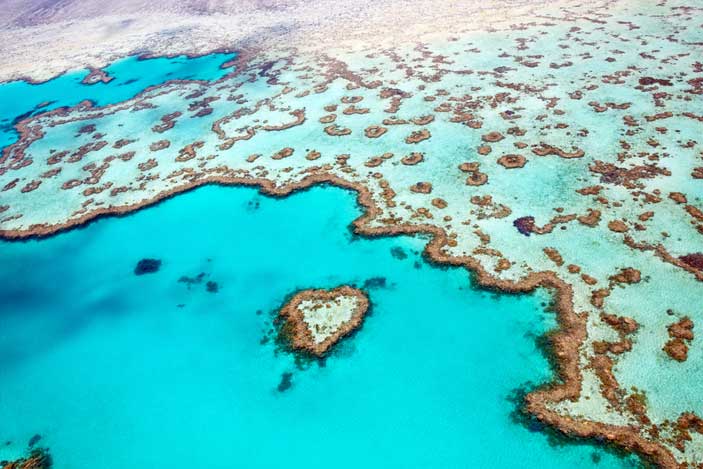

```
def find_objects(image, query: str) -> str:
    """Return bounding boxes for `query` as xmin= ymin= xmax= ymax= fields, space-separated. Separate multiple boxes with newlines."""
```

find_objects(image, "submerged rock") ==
xmin=276 ymin=372 xmax=293 ymax=392
xmin=680 ymin=253 xmax=703 ymax=271
xmin=27 ymin=435 xmax=41 ymax=448
xmin=390 ymin=247 xmax=407 ymax=260
xmin=362 ymin=277 xmax=387 ymax=289
xmin=178 ymin=272 xmax=206 ymax=288
xmin=134 ymin=258 xmax=161 ymax=275
xmin=513 ymin=216 xmax=535 ymax=236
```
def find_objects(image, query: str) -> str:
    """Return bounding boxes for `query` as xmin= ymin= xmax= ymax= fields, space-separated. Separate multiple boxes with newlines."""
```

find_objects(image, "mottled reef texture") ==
xmin=1 ymin=448 xmax=52 ymax=469
xmin=277 ymin=286 xmax=369 ymax=356
xmin=1 ymin=0 xmax=703 ymax=466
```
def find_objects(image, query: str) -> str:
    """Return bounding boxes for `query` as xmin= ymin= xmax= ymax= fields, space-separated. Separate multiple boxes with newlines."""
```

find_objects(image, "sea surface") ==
xmin=0 ymin=52 xmax=235 ymax=151
xmin=0 ymin=54 xmax=641 ymax=468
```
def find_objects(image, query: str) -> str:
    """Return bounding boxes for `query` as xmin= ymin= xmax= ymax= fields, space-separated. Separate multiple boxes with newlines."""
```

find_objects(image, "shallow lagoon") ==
xmin=0 ymin=184 xmax=641 ymax=468
xmin=0 ymin=52 xmax=235 ymax=151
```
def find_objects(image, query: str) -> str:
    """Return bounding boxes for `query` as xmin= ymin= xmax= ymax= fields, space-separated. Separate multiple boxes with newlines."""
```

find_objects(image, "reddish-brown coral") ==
xmin=277 ymin=286 xmax=369 ymax=357
xmin=497 ymin=154 xmax=526 ymax=169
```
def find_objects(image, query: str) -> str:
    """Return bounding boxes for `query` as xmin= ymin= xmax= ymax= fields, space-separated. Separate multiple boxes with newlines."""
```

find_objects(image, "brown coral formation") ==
xmin=409 ymin=182 xmax=432 ymax=194
xmin=277 ymin=285 xmax=369 ymax=357
xmin=543 ymin=247 xmax=564 ymax=266
xmin=81 ymin=67 xmax=113 ymax=85
xmin=324 ymin=124 xmax=352 ymax=136
xmin=262 ymin=109 xmax=305 ymax=131
xmin=271 ymin=147 xmax=294 ymax=160
xmin=465 ymin=171 xmax=488 ymax=186
xmin=405 ymin=129 xmax=431 ymax=144
xmin=137 ymin=158 xmax=158 ymax=172
xmin=400 ymin=152 xmax=424 ymax=166
xmin=663 ymin=317 xmax=694 ymax=362
xmin=175 ymin=141 xmax=204 ymax=162
xmin=679 ymin=253 xmax=703 ymax=271
xmin=364 ymin=125 xmax=387 ymax=138
xmin=607 ymin=220 xmax=628 ymax=233
xmin=364 ymin=152 xmax=393 ymax=167
xmin=342 ymin=105 xmax=369 ymax=115
xmin=477 ymin=145 xmax=492 ymax=155
xmin=532 ymin=142 xmax=585 ymax=159
xmin=481 ymin=131 xmax=504 ymax=142
xmin=149 ymin=140 xmax=170 ymax=151
xmin=669 ymin=192 xmax=687 ymax=204
xmin=663 ymin=339 xmax=689 ymax=362
xmin=411 ymin=115 xmax=434 ymax=125
xmin=458 ymin=162 xmax=488 ymax=186
xmin=609 ymin=268 xmax=641 ymax=286
xmin=305 ymin=150 xmax=321 ymax=161
xmin=593 ymin=312 xmax=639 ymax=355
xmin=21 ymin=180 xmax=41 ymax=193
xmin=577 ymin=209 xmax=601 ymax=227
xmin=497 ymin=154 xmax=526 ymax=169
xmin=1 ymin=448 xmax=52 ymax=469
xmin=151 ymin=112 xmax=181 ymax=133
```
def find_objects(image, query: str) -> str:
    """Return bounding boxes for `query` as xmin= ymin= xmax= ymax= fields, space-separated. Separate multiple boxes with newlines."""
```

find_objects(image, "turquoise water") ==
xmin=0 ymin=53 xmax=234 ymax=151
xmin=0 ymin=53 xmax=642 ymax=468
xmin=0 ymin=184 xmax=640 ymax=468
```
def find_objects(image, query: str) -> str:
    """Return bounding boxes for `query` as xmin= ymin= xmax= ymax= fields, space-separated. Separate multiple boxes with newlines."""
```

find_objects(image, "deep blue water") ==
xmin=0 ymin=54 xmax=642 ymax=468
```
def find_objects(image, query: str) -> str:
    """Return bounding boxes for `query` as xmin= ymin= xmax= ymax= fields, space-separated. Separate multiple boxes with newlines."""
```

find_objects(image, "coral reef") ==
xmin=277 ymin=286 xmax=369 ymax=357
xmin=1 ymin=0 xmax=702 ymax=465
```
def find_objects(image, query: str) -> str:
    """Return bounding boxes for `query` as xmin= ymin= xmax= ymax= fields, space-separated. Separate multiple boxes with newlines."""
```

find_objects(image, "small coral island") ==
xmin=278 ymin=286 xmax=369 ymax=357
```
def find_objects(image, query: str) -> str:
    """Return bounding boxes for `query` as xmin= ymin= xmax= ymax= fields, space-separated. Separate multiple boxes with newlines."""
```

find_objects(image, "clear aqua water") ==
xmin=0 ymin=184 xmax=640 ymax=468
xmin=0 ymin=52 xmax=235 ymax=151
xmin=0 ymin=55 xmax=641 ymax=468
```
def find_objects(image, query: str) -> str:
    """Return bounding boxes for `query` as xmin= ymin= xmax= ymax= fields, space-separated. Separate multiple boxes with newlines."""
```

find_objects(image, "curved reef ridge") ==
xmin=278 ymin=286 xmax=370 ymax=356
xmin=1 ymin=0 xmax=703 ymax=466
